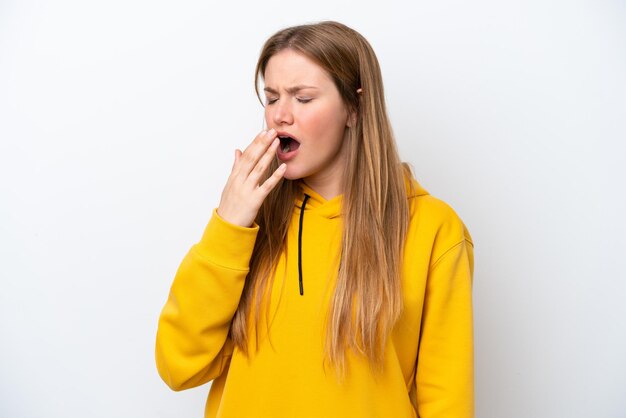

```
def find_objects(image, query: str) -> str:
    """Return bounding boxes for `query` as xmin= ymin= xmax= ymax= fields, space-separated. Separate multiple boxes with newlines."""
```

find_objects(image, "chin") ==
xmin=281 ymin=166 xmax=308 ymax=181
xmin=283 ymin=172 xmax=303 ymax=181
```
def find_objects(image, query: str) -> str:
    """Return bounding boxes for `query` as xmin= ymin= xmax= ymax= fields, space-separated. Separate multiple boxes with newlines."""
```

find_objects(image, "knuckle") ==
xmin=260 ymin=182 xmax=271 ymax=194
xmin=243 ymin=151 xmax=255 ymax=164
xmin=254 ymin=161 xmax=266 ymax=174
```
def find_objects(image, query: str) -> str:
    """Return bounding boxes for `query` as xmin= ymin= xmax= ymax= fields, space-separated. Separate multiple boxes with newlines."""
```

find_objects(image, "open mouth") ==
xmin=278 ymin=136 xmax=301 ymax=153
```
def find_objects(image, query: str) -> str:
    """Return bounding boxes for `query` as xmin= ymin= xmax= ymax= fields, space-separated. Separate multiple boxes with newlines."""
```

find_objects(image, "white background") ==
xmin=1 ymin=0 xmax=625 ymax=417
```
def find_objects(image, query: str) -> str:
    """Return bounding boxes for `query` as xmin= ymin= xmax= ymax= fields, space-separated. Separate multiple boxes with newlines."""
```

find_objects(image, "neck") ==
xmin=302 ymin=172 xmax=343 ymax=201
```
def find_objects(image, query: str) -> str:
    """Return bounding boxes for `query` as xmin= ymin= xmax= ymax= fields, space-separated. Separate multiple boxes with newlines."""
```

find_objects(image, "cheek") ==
xmin=301 ymin=106 xmax=347 ymax=138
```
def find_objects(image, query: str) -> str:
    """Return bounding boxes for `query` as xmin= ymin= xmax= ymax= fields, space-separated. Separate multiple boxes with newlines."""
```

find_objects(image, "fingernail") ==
xmin=267 ymin=128 xmax=276 ymax=136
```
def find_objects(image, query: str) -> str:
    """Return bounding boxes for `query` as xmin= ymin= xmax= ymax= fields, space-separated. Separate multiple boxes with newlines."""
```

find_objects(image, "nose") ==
xmin=269 ymin=99 xmax=294 ymax=126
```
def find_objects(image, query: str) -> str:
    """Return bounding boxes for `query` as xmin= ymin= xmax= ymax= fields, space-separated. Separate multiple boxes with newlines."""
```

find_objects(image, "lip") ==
xmin=276 ymin=131 xmax=300 ymax=162
xmin=277 ymin=142 xmax=299 ymax=161
xmin=276 ymin=131 xmax=300 ymax=142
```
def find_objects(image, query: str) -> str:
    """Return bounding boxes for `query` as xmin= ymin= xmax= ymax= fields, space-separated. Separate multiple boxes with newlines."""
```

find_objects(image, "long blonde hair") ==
xmin=230 ymin=21 xmax=413 ymax=379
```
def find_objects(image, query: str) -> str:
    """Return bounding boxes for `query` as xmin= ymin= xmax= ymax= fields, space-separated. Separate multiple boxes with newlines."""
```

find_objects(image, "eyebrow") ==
xmin=263 ymin=85 xmax=318 ymax=94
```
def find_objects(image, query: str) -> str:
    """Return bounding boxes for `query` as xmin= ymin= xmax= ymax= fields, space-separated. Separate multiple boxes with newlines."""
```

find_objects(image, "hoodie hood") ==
xmin=292 ymin=176 xmax=429 ymax=296
xmin=294 ymin=176 xmax=430 ymax=219
xmin=295 ymin=181 xmax=344 ymax=219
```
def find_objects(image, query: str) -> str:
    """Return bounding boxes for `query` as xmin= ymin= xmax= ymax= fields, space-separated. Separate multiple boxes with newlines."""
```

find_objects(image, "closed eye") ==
xmin=265 ymin=97 xmax=313 ymax=105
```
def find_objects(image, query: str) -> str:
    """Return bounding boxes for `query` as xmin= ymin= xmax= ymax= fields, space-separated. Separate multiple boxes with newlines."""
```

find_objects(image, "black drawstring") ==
xmin=298 ymin=194 xmax=310 ymax=296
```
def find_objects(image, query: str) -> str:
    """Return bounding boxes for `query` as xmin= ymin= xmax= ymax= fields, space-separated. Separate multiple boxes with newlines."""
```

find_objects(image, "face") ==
xmin=263 ymin=49 xmax=353 ymax=186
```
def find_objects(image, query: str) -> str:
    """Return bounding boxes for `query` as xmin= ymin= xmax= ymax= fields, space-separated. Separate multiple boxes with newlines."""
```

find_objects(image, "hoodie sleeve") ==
xmin=416 ymin=222 xmax=475 ymax=418
xmin=155 ymin=209 xmax=259 ymax=391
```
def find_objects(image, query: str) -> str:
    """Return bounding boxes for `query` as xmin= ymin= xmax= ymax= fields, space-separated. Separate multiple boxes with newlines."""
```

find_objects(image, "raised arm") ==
xmin=155 ymin=128 xmax=285 ymax=390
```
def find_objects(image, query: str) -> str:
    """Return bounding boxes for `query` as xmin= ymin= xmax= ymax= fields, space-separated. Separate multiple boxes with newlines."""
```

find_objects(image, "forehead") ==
xmin=263 ymin=49 xmax=333 ymax=89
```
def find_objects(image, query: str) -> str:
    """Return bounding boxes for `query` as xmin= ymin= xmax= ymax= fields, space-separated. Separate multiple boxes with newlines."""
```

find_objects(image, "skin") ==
xmin=217 ymin=49 xmax=354 ymax=228
xmin=263 ymin=49 xmax=354 ymax=199
xmin=216 ymin=129 xmax=285 ymax=228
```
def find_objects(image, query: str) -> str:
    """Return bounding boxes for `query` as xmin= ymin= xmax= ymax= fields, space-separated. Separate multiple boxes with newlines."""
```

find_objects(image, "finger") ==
xmin=236 ymin=129 xmax=277 ymax=177
xmin=232 ymin=149 xmax=241 ymax=170
xmin=239 ymin=130 xmax=268 ymax=158
xmin=258 ymin=163 xmax=287 ymax=196
xmin=246 ymin=137 xmax=280 ymax=185
xmin=241 ymin=129 xmax=273 ymax=154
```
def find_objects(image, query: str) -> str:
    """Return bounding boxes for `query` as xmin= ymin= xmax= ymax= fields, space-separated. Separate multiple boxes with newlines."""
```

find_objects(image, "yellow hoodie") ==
xmin=156 ymin=178 xmax=474 ymax=418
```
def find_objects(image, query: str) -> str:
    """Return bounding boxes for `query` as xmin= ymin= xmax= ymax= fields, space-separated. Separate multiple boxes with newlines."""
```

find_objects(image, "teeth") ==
xmin=279 ymin=135 xmax=292 ymax=153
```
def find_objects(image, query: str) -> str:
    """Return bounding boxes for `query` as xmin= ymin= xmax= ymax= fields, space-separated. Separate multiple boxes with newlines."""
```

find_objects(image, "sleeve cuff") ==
xmin=192 ymin=209 xmax=260 ymax=270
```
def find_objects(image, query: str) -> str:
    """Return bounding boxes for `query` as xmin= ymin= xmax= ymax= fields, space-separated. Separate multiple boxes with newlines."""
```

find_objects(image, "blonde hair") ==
xmin=230 ymin=21 xmax=414 ymax=380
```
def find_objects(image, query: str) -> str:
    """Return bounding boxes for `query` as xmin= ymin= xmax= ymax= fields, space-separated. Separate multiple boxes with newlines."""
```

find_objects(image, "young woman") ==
xmin=156 ymin=21 xmax=474 ymax=418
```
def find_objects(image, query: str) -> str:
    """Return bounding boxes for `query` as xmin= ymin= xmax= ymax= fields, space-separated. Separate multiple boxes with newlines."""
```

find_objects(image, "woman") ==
xmin=156 ymin=21 xmax=474 ymax=418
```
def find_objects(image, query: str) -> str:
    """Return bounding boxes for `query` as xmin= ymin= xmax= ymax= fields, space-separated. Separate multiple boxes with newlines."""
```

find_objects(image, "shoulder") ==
xmin=407 ymin=191 xmax=473 ymax=266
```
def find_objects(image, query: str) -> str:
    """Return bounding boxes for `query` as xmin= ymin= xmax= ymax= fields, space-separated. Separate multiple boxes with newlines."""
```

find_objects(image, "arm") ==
xmin=155 ymin=209 xmax=259 ymax=391
xmin=416 ymin=235 xmax=475 ymax=417
xmin=155 ymin=129 xmax=285 ymax=390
